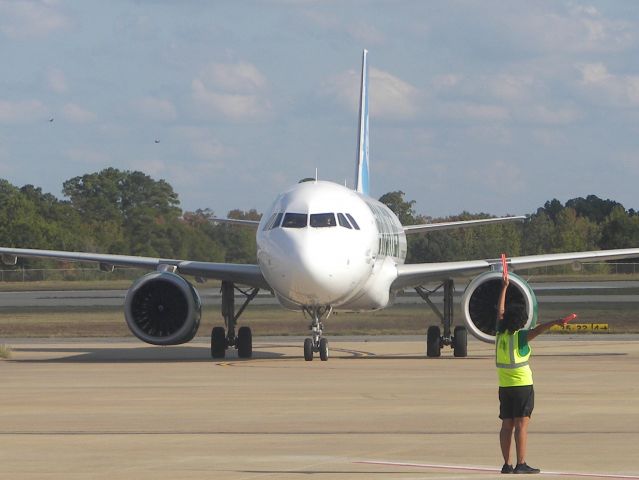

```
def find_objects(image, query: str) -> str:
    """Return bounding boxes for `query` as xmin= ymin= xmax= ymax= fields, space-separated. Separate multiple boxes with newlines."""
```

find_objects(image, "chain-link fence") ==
xmin=0 ymin=267 xmax=144 ymax=283
xmin=518 ymin=262 xmax=639 ymax=276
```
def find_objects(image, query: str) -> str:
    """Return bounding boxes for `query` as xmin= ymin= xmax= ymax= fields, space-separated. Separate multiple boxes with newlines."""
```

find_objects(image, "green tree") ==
xmin=379 ymin=191 xmax=417 ymax=225
xmin=553 ymin=208 xmax=600 ymax=252
xmin=522 ymin=211 xmax=555 ymax=254
xmin=600 ymin=205 xmax=639 ymax=250
xmin=213 ymin=209 xmax=262 ymax=263
xmin=565 ymin=195 xmax=621 ymax=224
xmin=62 ymin=168 xmax=182 ymax=255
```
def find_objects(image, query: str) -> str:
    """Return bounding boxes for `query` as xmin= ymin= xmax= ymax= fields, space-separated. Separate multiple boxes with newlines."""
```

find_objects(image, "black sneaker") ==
xmin=501 ymin=463 xmax=514 ymax=474
xmin=514 ymin=463 xmax=540 ymax=474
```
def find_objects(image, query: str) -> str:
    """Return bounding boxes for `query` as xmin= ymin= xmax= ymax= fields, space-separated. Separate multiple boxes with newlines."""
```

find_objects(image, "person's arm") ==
xmin=527 ymin=314 xmax=577 ymax=341
xmin=497 ymin=276 xmax=509 ymax=321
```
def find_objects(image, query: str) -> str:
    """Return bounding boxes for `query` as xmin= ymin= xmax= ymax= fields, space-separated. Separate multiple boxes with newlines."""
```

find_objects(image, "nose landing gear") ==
xmin=302 ymin=306 xmax=331 ymax=361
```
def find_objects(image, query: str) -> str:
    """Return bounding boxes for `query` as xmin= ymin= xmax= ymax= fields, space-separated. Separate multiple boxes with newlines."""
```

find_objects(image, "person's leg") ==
xmin=513 ymin=416 xmax=530 ymax=464
xmin=500 ymin=418 xmax=515 ymax=464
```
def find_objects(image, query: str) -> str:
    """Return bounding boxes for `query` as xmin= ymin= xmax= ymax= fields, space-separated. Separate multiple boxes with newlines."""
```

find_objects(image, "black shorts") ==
xmin=499 ymin=385 xmax=534 ymax=419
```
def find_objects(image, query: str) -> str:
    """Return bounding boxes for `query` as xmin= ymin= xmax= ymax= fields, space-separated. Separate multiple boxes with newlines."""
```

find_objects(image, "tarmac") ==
xmin=1 ymin=335 xmax=639 ymax=480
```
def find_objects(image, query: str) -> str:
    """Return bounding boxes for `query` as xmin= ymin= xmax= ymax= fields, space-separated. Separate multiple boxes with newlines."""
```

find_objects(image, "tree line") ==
xmin=1 ymin=168 xmax=638 ymax=271
xmin=379 ymin=191 xmax=639 ymax=268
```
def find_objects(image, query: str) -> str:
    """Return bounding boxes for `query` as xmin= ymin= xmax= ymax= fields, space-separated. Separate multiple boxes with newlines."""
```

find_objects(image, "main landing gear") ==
xmin=416 ymin=279 xmax=467 ymax=358
xmin=211 ymin=281 xmax=259 ymax=359
xmin=302 ymin=306 xmax=331 ymax=361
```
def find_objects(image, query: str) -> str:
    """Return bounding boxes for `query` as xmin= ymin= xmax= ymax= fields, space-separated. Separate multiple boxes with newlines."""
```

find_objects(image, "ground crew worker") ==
xmin=496 ymin=274 xmax=575 ymax=474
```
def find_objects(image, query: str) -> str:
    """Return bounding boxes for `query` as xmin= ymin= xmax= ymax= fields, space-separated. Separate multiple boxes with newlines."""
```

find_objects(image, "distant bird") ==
xmin=154 ymin=139 xmax=160 ymax=144
xmin=49 ymin=118 xmax=54 ymax=123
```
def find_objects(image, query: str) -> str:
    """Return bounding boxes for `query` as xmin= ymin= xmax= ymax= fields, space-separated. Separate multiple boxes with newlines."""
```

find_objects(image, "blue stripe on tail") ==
xmin=355 ymin=49 xmax=370 ymax=196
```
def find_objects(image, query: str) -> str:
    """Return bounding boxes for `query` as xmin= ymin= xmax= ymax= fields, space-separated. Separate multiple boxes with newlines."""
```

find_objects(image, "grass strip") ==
xmin=0 ymin=302 xmax=637 ymax=338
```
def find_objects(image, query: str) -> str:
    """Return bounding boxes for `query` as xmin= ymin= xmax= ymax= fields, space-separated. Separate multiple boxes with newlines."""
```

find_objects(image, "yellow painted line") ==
xmin=549 ymin=323 xmax=609 ymax=333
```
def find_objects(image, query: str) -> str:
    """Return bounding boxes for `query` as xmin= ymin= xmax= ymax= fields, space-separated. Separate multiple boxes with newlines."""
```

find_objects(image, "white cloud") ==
xmin=471 ymin=159 xmax=525 ymax=195
xmin=192 ymin=62 xmax=271 ymax=121
xmin=323 ymin=67 xmax=419 ymax=119
xmin=192 ymin=80 xmax=270 ymax=121
xmin=174 ymin=127 xmax=235 ymax=164
xmin=372 ymin=68 xmax=420 ymax=119
xmin=200 ymin=62 xmax=267 ymax=94
xmin=46 ymin=68 xmax=68 ymax=94
xmin=487 ymin=74 xmax=536 ymax=102
xmin=62 ymin=103 xmax=96 ymax=123
xmin=433 ymin=74 xmax=462 ymax=89
xmin=441 ymin=102 xmax=510 ymax=122
xmin=130 ymin=159 xmax=167 ymax=177
xmin=0 ymin=0 xmax=70 ymax=39
xmin=302 ymin=10 xmax=386 ymax=46
xmin=430 ymin=71 xmax=581 ymax=126
xmin=507 ymin=4 xmax=633 ymax=54
xmin=347 ymin=22 xmax=386 ymax=46
xmin=0 ymin=99 xmax=47 ymax=123
xmin=578 ymin=63 xmax=639 ymax=107
xmin=466 ymin=125 xmax=512 ymax=145
xmin=133 ymin=97 xmax=177 ymax=121
xmin=531 ymin=129 xmax=567 ymax=147
xmin=524 ymin=105 xmax=580 ymax=125
xmin=579 ymin=63 xmax=611 ymax=85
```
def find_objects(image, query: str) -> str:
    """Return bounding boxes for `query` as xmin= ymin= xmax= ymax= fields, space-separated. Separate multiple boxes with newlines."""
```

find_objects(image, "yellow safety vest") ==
xmin=495 ymin=330 xmax=533 ymax=387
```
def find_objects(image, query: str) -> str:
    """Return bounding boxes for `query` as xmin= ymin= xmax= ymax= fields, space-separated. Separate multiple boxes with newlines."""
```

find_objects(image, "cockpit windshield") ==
xmin=272 ymin=212 xmax=359 ymax=230
xmin=310 ymin=213 xmax=336 ymax=228
xmin=282 ymin=213 xmax=307 ymax=228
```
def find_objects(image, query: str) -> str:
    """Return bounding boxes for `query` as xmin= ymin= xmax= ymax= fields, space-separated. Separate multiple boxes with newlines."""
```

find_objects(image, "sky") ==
xmin=1 ymin=1 xmax=639 ymax=219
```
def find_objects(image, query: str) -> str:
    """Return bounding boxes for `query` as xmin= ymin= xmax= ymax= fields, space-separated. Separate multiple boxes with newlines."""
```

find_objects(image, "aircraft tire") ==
xmin=211 ymin=326 xmax=226 ymax=359
xmin=319 ymin=338 xmax=329 ymax=361
xmin=426 ymin=325 xmax=441 ymax=358
xmin=453 ymin=326 xmax=468 ymax=357
xmin=237 ymin=326 xmax=252 ymax=358
xmin=303 ymin=338 xmax=313 ymax=361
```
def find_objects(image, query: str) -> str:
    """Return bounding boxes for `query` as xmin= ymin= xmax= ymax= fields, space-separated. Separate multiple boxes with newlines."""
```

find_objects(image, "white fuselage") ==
xmin=256 ymin=180 xmax=407 ymax=311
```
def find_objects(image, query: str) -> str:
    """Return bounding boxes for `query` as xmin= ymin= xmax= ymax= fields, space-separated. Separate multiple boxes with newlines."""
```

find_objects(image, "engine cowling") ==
xmin=124 ymin=271 xmax=202 ymax=345
xmin=461 ymin=271 xmax=538 ymax=343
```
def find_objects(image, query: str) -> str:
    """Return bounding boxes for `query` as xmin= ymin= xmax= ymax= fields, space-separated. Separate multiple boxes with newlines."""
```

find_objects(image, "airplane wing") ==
xmin=391 ymin=247 xmax=639 ymax=290
xmin=403 ymin=215 xmax=525 ymax=234
xmin=211 ymin=218 xmax=260 ymax=228
xmin=0 ymin=247 xmax=270 ymax=290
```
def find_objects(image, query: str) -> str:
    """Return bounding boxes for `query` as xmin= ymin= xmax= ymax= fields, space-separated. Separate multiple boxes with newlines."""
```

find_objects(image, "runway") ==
xmin=1 ymin=336 xmax=638 ymax=479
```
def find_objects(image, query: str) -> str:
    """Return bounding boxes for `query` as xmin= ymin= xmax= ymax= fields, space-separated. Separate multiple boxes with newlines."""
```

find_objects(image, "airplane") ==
xmin=3 ymin=49 xmax=639 ymax=361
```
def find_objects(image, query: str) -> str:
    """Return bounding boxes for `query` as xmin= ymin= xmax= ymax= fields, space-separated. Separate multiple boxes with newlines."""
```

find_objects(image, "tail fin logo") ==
xmin=355 ymin=49 xmax=370 ymax=196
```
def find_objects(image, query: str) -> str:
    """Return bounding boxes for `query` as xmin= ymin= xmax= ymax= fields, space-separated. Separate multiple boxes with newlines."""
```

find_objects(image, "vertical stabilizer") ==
xmin=354 ymin=49 xmax=369 ymax=195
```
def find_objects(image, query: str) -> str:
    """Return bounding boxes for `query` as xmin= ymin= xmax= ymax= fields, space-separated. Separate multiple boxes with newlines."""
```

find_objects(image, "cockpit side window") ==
xmin=272 ymin=212 xmax=283 ymax=229
xmin=337 ymin=213 xmax=352 ymax=229
xmin=310 ymin=213 xmax=336 ymax=228
xmin=263 ymin=213 xmax=278 ymax=231
xmin=345 ymin=213 xmax=360 ymax=230
xmin=282 ymin=213 xmax=307 ymax=228
xmin=263 ymin=212 xmax=284 ymax=230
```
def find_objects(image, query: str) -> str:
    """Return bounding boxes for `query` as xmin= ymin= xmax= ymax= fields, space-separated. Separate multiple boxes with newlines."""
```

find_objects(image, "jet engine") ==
xmin=124 ymin=271 xmax=202 ymax=345
xmin=461 ymin=271 xmax=538 ymax=343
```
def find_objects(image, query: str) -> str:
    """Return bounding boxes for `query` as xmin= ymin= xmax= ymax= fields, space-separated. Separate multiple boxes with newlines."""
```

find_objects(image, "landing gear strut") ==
xmin=302 ymin=306 xmax=331 ymax=361
xmin=211 ymin=281 xmax=259 ymax=359
xmin=416 ymin=279 xmax=467 ymax=358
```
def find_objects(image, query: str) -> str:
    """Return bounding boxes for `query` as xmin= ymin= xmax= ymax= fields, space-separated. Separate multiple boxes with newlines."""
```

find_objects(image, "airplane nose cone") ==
xmin=260 ymin=231 xmax=363 ymax=306
xmin=291 ymin=248 xmax=348 ymax=303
